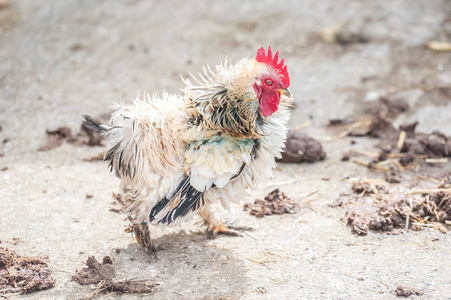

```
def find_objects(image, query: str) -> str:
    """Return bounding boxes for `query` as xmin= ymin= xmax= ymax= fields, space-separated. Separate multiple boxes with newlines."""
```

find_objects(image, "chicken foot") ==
xmin=199 ymin=203 xmax=253 ymax=237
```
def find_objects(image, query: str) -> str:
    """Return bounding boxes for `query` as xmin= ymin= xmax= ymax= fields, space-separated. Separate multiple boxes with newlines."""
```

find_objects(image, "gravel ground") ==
xmin=1 ymin=0 xmax=451 ymax=299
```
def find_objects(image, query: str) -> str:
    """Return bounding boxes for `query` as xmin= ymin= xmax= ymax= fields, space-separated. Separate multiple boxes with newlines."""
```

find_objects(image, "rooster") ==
xmin=83 ymin=46 xmax=292 ymax=255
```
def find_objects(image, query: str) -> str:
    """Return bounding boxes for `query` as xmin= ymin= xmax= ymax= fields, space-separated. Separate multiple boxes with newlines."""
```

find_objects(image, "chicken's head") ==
xmin=253 ymin=46 xmax=291 ymax=117
xmin=182 ymin=45 xmax=292 ymax=138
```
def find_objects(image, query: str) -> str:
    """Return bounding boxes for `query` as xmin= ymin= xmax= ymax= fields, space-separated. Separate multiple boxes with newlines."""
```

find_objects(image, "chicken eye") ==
xmin=265 ymin=79 xmax=273 ymax=85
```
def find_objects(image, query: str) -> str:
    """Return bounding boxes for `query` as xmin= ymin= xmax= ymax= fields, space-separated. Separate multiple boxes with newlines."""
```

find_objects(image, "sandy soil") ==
xmin=1 ymin=0 xmax=451 ymax=299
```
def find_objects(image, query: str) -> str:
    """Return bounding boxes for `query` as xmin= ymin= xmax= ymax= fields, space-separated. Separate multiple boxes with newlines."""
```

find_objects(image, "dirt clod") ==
xmin=0 ymin=247 xmax=55 ymax=295
xmin=399 ymin=153 xmax=415 ymax=166
xmin=385 ymin=173 xmax=402 ymax=184
xmin=341 ymin=187 xmax=451 ymax=235
xmin=347 ymin=215 xmax=369 ymax=235
xmin=277 ymin=131 xmax=326 ymax=163
xmin=244 ymin=189 xmax=299 ymax=218
xmin=394 ymin=286 xmax=423 ymax=297
xmin=400 ymin=132 xmax=450 ymax=158
xmin=367 ymin=97 xmax=409 ymax=117
xmin=73 ymin=256 xmax=115 ymax=285
xmin=39 ymin=114 xmax=110 ymax=152
xmin=334 ymin=104 xmax=450 ymax=172
xmin=352 ymin=181 xmax=387 ymax=195
xmin=381 ymin=98 xmax=409 ymax=115
xmin=72 ymin=256 xmax=157 ymax=297
xmin=367 ymin=116 xmax=399 ymax=140
xmin=38 ymin=127 xmax=75 ymax=151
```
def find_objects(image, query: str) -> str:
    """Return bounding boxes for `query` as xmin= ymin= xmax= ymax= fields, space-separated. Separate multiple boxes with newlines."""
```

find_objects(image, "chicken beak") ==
xmin=278 ymin=88 xmax=292 ymax=98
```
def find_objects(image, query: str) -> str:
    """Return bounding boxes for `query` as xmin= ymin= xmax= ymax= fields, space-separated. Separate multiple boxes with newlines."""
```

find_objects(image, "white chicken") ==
xmin=83 ymin=46 xmax=292 ymax=254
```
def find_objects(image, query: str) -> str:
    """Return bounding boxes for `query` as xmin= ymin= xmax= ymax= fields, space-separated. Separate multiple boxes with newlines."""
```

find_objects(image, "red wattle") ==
xmin=260 ymin=91 xmax=281 ymax=116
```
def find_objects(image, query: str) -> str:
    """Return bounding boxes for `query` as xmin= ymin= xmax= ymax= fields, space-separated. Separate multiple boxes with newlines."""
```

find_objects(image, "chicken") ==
xmin=83 ymin=46 xmax=292 ymax=255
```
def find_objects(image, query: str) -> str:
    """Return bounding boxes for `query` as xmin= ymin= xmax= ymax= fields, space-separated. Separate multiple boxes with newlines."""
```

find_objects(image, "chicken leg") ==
xmin=198 ymin=202 xmax=251 ymax=237
xmin=126 ymin=217 xmax=156 ymax=258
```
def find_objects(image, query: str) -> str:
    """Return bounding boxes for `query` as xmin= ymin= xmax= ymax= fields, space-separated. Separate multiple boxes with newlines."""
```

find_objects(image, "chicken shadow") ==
xmin=110 ymin=230 xmax=248 ymax=298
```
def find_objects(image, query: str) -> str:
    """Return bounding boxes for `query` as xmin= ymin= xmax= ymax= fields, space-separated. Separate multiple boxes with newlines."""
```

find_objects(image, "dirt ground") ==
xmin=1 ymin=0 xmax=451 ymax=299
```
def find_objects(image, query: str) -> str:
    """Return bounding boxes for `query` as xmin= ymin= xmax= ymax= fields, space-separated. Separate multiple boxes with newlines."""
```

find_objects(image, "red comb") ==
xmin=256 ymin=46 xmax=290 ymax=87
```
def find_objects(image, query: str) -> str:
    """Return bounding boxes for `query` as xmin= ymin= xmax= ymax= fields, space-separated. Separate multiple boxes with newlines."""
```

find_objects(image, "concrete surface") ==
xmin=1 ymin=0 xmax=451 ymax=299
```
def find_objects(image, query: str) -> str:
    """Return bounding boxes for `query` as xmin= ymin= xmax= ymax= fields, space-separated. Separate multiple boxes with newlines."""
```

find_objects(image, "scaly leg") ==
xmin=126 ymin=217 xmax=156 ymax=258
xmin=198 ymin=202 xmax=252 ymax=237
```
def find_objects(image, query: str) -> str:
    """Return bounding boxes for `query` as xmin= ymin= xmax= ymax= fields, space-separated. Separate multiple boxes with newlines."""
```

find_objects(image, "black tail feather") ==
xmin=159 ymin=188 xmax=204 ymax=225
xmin=150 ymin=176 xmax=205 ymax=225
xmin=82 ymin=115 xmax=107 ymax=134
xmin=149 ymin=177 xmax=190 ymax=222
